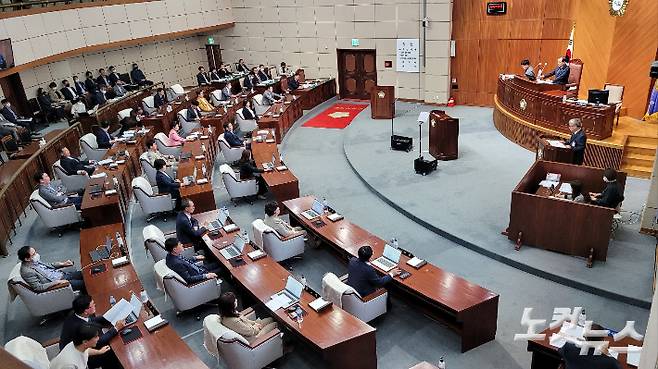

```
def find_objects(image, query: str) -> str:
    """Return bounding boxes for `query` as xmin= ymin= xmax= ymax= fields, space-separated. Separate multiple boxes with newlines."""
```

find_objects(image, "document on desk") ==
xmin=559 ymin=183 xmax=572 ymax=194
xmin=539 ymin=180 xmax=559 ymax=188
xmin=103 ymin=299 xmax=134 ymax=326
xmin=265 ymin=294 xmax=289 ymax=311
xmin=547 ymin=140 xmax=568 ymax=148
xmin=627 ymin=345 xmax=641 ymax=366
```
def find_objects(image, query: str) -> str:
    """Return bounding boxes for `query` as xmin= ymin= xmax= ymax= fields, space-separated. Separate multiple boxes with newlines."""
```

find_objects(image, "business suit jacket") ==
xmin=176 ymin=211 xmax=206 ymax=245
xmin=96 ymin=75 xmax=111 ymax=87
xmin=257 ymin=70 xmax=269 ymax=81
xmin=74 ymin=81 xmax=87 ymax=95
xmin=60 ymin=156 xmax=91 ymax=176
xmin=165 ymin=253 xmax=208 ymax=284
xmin=243 ymin=75 xmax=254 ymax=89
xmin=209 ymin=70 xmax=221 ymax=81
xmin=131 ymin=69 xmax=146 ymax=83
xmin=288 ymin=78 xmax=300 ymax=91
xmin=197 ymin=72 xmax=210 ymax=86
xmin=238 ymin=159 xmax=263 ymax=180
xmin=156 ymin=170 xmax=180 ymax=198
xmin=559 ymin=342 xmax=621 ymax=369
xmin=38 ymin=183 xmax=68 ymax=206
xmin=37 ymin=94 xmax=54 ymax=113
xmin=224 ymin=130 xmax=243 ymax=147
xmin=221 ymin=86 xmax=232 ymax=101
xmin=593 ymin=181 xmax=624 ymax=208
xmin=60 ymin=314 xmax=116 ymax=350
xmin=544 ymin=65 xmax=570 ymax=85
xmin=60 ymin=86 xmax=78 ymax=101
xmin=154 ymin=93 xmax=166 ymax=109
xmin=85 ymin=78 xmax=98 ymax=92
xmin=1 ymin=106 xmax=20 ymax=124
xmin=218 ymin=69 xmax=229 ymax=78
xmin=346 ymin=257 xmax=392 ymax=297
xmin=108 ymin=72 xmax=121 ymax=86
xmin=263 ymin=90 xmax=281 ymax=105
xmin=186 ymin=106 xmax=200 ymax=121
xmin=20 ymin=261 xmax=65 ymax=292
xmin=240 ymin=107 xmax=256 ymax=120
xmin=264 ymin=214 xmax=294 ymax=237
xmin=567 ymin=129 xmax=587 ymax=165
xmin=95 ymin=128 xmax=113 ymax=149
xmin=237 ymin=63 xmax=249 ymax=73
xmin=90 ymin=90 xmax=106 ymax=107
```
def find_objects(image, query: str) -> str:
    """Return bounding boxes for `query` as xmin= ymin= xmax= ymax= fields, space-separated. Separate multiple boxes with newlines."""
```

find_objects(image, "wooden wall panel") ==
xmin=451 ymin=0 xmax=574 ymax=106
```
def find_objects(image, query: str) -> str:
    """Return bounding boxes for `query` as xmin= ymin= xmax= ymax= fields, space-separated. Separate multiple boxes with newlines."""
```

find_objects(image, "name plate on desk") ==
xmin=406 ymin=257 xmax=427 ymax=269
xmin=144 ymin=315 xmax=168 ymax=332
xmin=248 ymin=250 xmax=266 ymax=260
xmin=195 ymin=155 xmax=205 ymax=160
xmin=111 ymin=256 xmax=129 ymax=268
xmin=196 ymin=178 xmax=208 ymax=185
xmin=104 ymin=189 xmax=118 ymax=196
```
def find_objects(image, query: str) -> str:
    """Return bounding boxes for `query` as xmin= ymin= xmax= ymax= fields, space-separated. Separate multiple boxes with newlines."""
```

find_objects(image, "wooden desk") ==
xmin=507 ymin=160 xmax=626 ymax=262
xmin=79 ymin=85 xmax=158 ymax=134
xmin=177 ymin=132 xmax=216 ymax=213
xmin=291 ymin=78 xmax=336 ymax=111
xmin=283 ymin=196 xmax=499 ymax=352
xmin=0 ymin=347 xmax=34 ymax=369
xmin=496 ymin=76 xmax=615 ymax=141
xmin=527 ymin=325 xmax=643 ymax=369
xmin=536 ymin=137 xmax=574 ymax=164
xmin=257 ymin=94 xmax=302 ymax=144
xmin=195 ymin=210 xmax=377 ymax=369
xmin=251 ymin=131 xmax=299 ymax=207
xmin=80 ymin=223 xmax=209 ymax=369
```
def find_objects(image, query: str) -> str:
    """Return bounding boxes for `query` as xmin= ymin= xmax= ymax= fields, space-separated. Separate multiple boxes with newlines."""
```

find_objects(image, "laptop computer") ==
xmin=124 ymin=293 xmax=142 ymax=325
xmin=301 ymin=199 xmax=325 ymax=220
xmin=89 ymin=236 xmax=112 ymax=262
xmin=220 ymin=235 xmax=246 ymax=260
xmin=262 ymin=154 xmax=276 ymax=171
xmin=270 ymin=276 xmax=304 ymax=310
xmin=371 ymin=244 xmax=402 ymax=272
xmin=89 ymin=183 xmax=103 ymax=195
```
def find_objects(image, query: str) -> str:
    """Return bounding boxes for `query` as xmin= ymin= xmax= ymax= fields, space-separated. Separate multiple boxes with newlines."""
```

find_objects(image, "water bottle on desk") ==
xmin=300 ymin=274 xmax=307 ymax=288
xmin=242 ymin=230 xmax=250 ymax=245
xmin=438 ymin=357 xmax=446 ymax=369
xmin=201 ymin=143 xmax=206 ymax=154
xmin=109 ymin=295 xmax=116 ymax=306
xmin=322 ymin=197 xmax=328 ymax=213
xmin=578 ymin=308 xmax=587 ymax=326
xmin=392 ymin=238 xmax=399 ymax=248
xmin=193 ymin=165 xmax=198 ymax=180
xmin=201 ymin=163 xmax=207 ymax=178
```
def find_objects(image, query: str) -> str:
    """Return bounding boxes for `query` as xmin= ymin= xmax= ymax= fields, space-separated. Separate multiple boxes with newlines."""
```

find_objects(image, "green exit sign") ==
xmin=351 ymin=38 xmax=359 ymax=47
xmin=207 ymin=37 xmax=215 ymax=45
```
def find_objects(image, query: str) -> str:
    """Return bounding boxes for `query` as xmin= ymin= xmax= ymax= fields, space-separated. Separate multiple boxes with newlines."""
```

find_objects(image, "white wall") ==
xmin=0 ymin=0 xmax=233 ymax=66
xmin=21 ymin=35 xmax=207 ymax=98
xmin=212 ymin=0 xmax=452 ymax=103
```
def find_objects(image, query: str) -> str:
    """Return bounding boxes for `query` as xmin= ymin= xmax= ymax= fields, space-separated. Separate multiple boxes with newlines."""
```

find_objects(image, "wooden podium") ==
xmin=370 ymin=85 xmax=394 ymax=119
xmin=536 ymin=136 xmax=574 ymax=164
xmin=429 ymin=110 xmax=459 ymax=160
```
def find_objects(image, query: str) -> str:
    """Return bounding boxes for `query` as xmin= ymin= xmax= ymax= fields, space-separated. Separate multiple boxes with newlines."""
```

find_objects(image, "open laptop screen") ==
xmin=311 ymin=199 xmax=324 ymax=215
xmin=217 ymin=210 xmax=228 ymax=226
xmin=382 ymin=244 xmax=402 ymax=263
xmin=233 ymin=235 xmax=246 ymax=252
xmin=284 ymin=276 xmax=304 ymax=299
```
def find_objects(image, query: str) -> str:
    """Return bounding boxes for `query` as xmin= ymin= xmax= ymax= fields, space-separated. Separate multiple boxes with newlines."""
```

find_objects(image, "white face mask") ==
xmin=32 ymin=253 xmax=40 ymax=263
xmin=234 ymin=300 xmax=238 ymax=311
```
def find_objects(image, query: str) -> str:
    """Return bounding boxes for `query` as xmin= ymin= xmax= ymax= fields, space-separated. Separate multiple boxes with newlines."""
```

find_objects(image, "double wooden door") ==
xmin=337 ymin=49 xmax=377 ymax=100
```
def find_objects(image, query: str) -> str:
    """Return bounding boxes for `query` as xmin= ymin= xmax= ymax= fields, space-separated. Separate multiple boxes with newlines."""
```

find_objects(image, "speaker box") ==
xmin=651 ymin=61 xmax=658 ymax=78
xmin=391 ymin=134 xmax=413 ymax=152
xmin=414 ymin=156 xmax=437 ymax=175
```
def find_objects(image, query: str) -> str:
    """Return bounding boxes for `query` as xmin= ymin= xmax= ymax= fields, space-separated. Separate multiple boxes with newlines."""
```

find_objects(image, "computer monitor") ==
xmin=217 ymin=210 xmax=228 ymax=226
xmin=383 ymin=244 xmax=402 ymax=263
xmin=588 ymin=89 xmax=609 ymax=105
xmin=232 ymin=235 xmax=246 ymax=252
xmin=284 ymin=276 xmax=304 ymax=299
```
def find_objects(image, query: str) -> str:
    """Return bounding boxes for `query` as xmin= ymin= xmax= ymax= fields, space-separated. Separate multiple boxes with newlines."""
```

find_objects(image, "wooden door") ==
xmin=206 ymin=44 xmax=222 ymax=70
xmin=337 ymin=49 xmax=377 ymax=100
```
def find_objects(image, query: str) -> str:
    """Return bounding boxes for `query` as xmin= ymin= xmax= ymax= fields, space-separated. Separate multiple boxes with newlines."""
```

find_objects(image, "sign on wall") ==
xmin=396 ymin=39 xmax=420 ymax=73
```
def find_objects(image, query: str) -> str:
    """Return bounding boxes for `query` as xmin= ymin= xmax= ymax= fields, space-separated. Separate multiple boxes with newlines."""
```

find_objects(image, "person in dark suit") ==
xmin=1 ymin=98 xmax=35 ymax=131
xmin=96 ymin=68 xmax=111 ymax=87
xmin=153 ymin=88 xmax=167 ymax=109
xmin=155 ymin=158 xmax=181 ymax=208
xmin=60 ymin=79 xmax=80 ymax=102
xmin=164 ymin=237 xmax=218 ymax=284
xmin=84 ymin=71 xmax=98 ymax=92
xmin=37 ymin=87 xmax=66 ymax=121
xmin=197 ymin=66 xmax=211 ymax=86
xmin=243 ymin=72 xmax=254 ymax=90
xmin=287 ymin=74 xmax=300 ymax=91
xmin=521 ymin=59 xmax=536 ymax=80
xmin=107 ymin=66 xmax=121 ymax=86
xmin=90 ymin=85 xmax=108 ymax=107
xmin=222 ymin=122 xmax=244 ymax=148
xmin=236 ymin=59 xmax=249 ymax=73
xmin=564 ymin=118 xmax=587 ymax=165
xmin=218 ymin=64 xmax=231 ymax=78
xmin=590 ymin=168 xmax=624 ymax=209
xmin=59 ymin=295 xmax=124 ymax=369
xmin=238 ymin=149 xmax=267 ymax=199
xmin=209 ymin=67 xmax=221 ymax=81
xmin=347 ymin=245 xmax=400 ymax=297
xmin=94 ymin=121 xmax=114 ymax=149
xmin=72 ymin=75 xmax=87 ymax=96
xmin=176 ymin=198 xmax=207 ymax=252
xmin=558 ymin=341 xmax=621 ymax=369
xmin=257 ymin=64 xmax=270 ymax=81
xmin=60 ymin=147 xmax=94 ymax=176
xmin=541 ymin=56 xmax=570 ymax=85
xmin=239 ymin=100 xmax=257 ymax=121
xmin=130 ymin=63 xmax=153 ymax=86
xmin=186 ymin=100 xmax=202 ymax=121
xmin=119 ymin=109 xmax=141 ymax=135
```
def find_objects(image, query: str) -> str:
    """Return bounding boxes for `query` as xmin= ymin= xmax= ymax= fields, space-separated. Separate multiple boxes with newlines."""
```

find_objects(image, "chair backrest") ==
xmin=52 ymin=160 xmax=67 ymax=180
xmin=143 ymin=224 xmax=167 ymax=262
xmin=251 ymin=219 xmax=270 ymax=248
xmin=568 ymin=59 xmax=583 ymax=85
xmin=80 ymin=133 xmax=98 ymax=150
xmin=117 ymin=108 xmax=133 ymax=121
xmin=253 ymin=94 xmax=264 ymax=106
xmin=132 ymin=176 xmax=155 ymax=197
xmin=139 ymin=152 xmax=157 ymax=185
xmin=142 ymin=95 xmax=155 ymax=108
xmin=280 ymin=77 xmax=289 ymax=91
xmin=155 ymin=132 xmax=170 ymax=145
xmin=29 ymin=189 xmax=52 ymax=211
xmin=220 ymin=163 xmax=238 ymax=182
xmin=4 ymin=335 xmax=50 ymax=369
xmin=170 ymin=84 xmax=185 ymax=95
xmin=210 ymin=90 xmax=222 ymax=105
xmin=604 ymin=84 xmax=624 ymax=103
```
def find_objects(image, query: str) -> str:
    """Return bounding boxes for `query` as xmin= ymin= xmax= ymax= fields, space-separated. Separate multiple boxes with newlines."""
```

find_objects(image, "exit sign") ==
xmin=486 ymin=2 xmax=507 ymax=15
xmin=207 ymin=37 xmax=215 ymax=45
xmin=351 ymin=39 xmax=360 ymax=47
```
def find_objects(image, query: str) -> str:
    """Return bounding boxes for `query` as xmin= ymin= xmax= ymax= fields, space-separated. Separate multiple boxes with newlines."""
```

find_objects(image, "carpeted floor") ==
xmin=0 ymin=109 xmax=651 ymax=369
xmin=343 ymin=102 xmax=655 ymax=307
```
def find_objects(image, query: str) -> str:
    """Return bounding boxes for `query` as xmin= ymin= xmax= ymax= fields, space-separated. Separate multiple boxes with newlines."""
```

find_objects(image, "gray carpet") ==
xmin=343 ymin=102 xmax=655 ymax=307
xmin=0 ymin=109 xmax=651 ymax=369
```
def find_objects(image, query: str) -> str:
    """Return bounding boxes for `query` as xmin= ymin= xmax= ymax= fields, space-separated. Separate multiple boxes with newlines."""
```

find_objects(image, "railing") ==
xmin=0 ymin=0 xmax=156 ymax=16
xmin=1 ymin=0 xmax=98 ymax=12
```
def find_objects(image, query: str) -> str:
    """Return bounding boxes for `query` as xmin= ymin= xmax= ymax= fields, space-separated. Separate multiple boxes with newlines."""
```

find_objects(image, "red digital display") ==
xmin=486 ymin=2 xmax=507 ymax=15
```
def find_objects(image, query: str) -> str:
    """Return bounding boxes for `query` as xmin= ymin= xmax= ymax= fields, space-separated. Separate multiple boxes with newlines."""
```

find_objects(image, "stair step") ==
xmin=625 ymin=146 xmax=656 ymax=156
xmin=625 ymin=140 xmax=658 ymax=150
xmin=624 ymin=152 xmax=656 ymax=161
xmin=621 ymin=164 xmax=653 ymax=178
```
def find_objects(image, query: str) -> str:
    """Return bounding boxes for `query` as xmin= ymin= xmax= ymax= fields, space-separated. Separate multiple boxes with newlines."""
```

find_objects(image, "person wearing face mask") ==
xmin=17 ymin=245 xmax=85 ymax=292
xmin=589 ymin=168 xmax=624 ymax=208
xmin=60 ymin=79 xmax=80 ymax=102
xmin=217 ymin=292 xmax=278 ymax=344
xmin=257 ymin=64 xmax=270 ymax=81
xmin=72 ymin=75 xmax=87 ymax=96
xmin=197 ymin=66 xmax=211 ymax=86
xmin=1 ymin=98 xmax=36 ymax=132
xmin=130 ymin=63 xmax=153 ymax=86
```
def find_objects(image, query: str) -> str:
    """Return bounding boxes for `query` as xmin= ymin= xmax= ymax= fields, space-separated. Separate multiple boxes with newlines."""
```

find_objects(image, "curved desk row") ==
xmin=0 ymin=124 xmax=82 ymax=255
xmin=494 ymin=76 xmax=623 ymax=170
